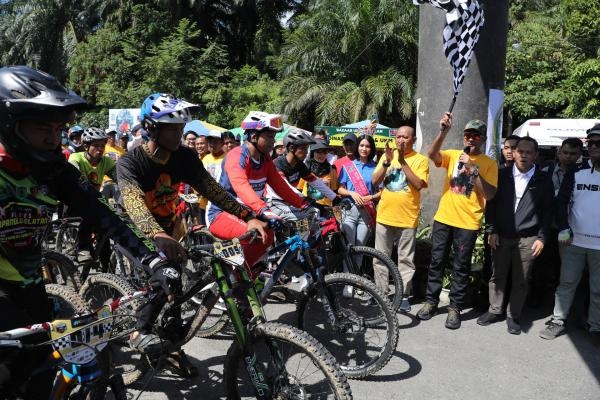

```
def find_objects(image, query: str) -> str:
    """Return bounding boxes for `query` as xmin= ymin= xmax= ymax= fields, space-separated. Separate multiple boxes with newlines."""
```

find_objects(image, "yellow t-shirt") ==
xmin=433 ymin=149 xmax=498 ymax=230
xmin=199 ymin=152 xmax=226 ymax=209
xmin=103 ymin=144 xmax=125 ymax=183
xmin=375 ymin=150 xmax=429 ymax=228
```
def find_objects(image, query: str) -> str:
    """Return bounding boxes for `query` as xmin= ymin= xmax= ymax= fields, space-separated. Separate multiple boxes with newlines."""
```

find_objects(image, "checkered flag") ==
xmin=413 ymin=0 xmax=485 ymax=108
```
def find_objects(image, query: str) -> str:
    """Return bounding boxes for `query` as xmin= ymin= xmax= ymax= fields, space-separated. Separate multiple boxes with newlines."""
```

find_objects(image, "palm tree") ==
xmin=279 ymin=0 xmax=418 ymax=127
xmin=0 ymin=0 xmax=103 ymax=80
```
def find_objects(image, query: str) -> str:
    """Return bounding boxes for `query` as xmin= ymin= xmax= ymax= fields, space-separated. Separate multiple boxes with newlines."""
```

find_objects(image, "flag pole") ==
xmin=448 ymin=94 xmax=457 ymax=113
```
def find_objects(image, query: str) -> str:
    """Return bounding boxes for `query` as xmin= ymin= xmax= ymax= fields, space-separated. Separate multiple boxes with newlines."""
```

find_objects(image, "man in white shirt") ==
xmin=540 ymin=124 xmax=600 ymax=340
xmin=479 ymin=137 xmax=554 ymax=334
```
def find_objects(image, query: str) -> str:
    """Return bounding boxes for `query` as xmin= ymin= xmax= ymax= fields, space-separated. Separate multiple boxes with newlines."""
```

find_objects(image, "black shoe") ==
xmin=416 ymin=303 xmax=437 ymax=320
xmin=477 ymin=312 xmax=503 ymax=326
xmin=507 ymin=317 xmax=522 ymax=335
xmin=445 ymin=307 xmax=461 ymax=330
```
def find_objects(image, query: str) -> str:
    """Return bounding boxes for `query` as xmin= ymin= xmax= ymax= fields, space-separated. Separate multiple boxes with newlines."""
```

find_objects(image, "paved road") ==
xmin=126 ymin=292 xmax=600 ymax=400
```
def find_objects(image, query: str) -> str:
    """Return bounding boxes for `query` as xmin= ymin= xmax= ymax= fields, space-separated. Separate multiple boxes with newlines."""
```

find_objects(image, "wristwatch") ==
xmin=472 ymin=166 xmax=479 ymax=177
xmin=382 ymin=161 xmax=391 ymax=168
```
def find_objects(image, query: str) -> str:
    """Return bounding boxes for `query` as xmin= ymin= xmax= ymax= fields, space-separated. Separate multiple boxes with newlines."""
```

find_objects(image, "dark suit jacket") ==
xmin=485 ymin=166 xmax=554 ymax=242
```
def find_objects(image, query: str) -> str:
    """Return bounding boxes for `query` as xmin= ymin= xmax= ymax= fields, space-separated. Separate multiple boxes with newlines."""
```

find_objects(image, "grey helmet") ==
xmin=82 ymin=127 xmax=109 ymax=144
xmin=283 ymin=128 xmax=315 ymax=149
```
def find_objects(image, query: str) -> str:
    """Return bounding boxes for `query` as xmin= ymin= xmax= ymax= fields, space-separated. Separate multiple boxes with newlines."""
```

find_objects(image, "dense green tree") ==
xmin=505 ymin=0 xmax=600 ymax=124
xmin=278 ymin=0 xmax=418 ymax=128
xmin=0 ymin=0 xmax=103 ymax=79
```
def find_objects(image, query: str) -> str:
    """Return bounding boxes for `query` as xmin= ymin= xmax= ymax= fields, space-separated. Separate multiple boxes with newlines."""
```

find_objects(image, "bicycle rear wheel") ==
xmin=223 ymin=322 xmax=352 ymax=400
xmin=345 ymin=246 xmax=403 ymax=312
xmin=181 ymin=229 xmax=229 ymax=338
xmin=79 ymin=273 xmax=146 ymax=386
xmin=45 ymin=283 xmax=88 ymax=318
xmin=297 ymin=272 xmax=399 ymax=379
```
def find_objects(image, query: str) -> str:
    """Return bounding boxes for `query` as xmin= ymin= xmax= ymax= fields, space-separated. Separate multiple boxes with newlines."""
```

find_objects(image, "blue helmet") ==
xmin=68 ymin=125 xmax=84 ymax=139
xmin=140 ymin=93 xmax=200 ymax=128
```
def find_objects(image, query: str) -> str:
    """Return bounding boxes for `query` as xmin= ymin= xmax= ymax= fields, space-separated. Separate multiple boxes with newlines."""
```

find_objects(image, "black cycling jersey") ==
xmin=117 ymin=144 xmax=251 ymax=238
xmin=0 ymin=147 xmax=156 ymax=285
xmin=273 ymin=155 xmax=311 ymax=186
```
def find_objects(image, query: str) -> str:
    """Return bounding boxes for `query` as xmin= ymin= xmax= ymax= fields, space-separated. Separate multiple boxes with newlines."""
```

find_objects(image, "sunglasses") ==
xmin=241 ymin=116 xmax=283 ymax=131
xmin=587 ymin=140 xmax=600 ymax=148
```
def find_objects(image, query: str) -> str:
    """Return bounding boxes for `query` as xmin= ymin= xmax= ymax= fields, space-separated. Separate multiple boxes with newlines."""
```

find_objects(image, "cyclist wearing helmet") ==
xmin=66 ymin=124 xmax=84 ymax=153
xmin=207 ymin=111 xmax=310 ymax=272
xmin=271 ymin=127 xmax=339 ymax=201
xmin=0 ymin=66 xmax=178 ymax=398
xmin=117 ymin=94 xmax=266 ymax=353
xmin=68 ymin=127 xmax=118 ymax=263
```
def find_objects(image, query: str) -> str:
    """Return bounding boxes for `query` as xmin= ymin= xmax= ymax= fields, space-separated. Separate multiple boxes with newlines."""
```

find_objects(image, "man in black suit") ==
xmin=477 ymin=136 xmax=554 ymax=334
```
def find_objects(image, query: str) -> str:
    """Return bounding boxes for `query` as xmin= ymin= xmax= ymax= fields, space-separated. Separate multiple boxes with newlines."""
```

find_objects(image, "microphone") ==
xmin=457 ymin=146 xmax=471 ymax=171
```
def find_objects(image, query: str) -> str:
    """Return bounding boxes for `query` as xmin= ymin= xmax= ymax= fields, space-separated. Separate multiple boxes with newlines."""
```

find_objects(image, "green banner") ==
xmin=315 ymin=126 xmax=396 ymax=149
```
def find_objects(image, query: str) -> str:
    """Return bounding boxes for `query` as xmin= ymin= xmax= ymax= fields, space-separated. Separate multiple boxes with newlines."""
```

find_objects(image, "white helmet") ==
xmin=241 ymin=111 xmax=284 ymax=133
xmin=140 ymin=93 xmax=200 ymax=127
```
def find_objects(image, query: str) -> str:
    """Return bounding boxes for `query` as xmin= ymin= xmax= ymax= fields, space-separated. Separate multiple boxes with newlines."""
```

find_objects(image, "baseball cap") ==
xmin=274 ymin=140 xmax=284 ymax=147
xmin=343 ymin=133 xmax=357 ymax=143
xmin=207 ymin=129 xmax=223 ymax=139
xmin=586 ymin=123 xmax=600 ymax=139
xmin=464 ymin=120 xmax=487 ymax=136
xmin=105 ymin=128 xmax=117 ymax=136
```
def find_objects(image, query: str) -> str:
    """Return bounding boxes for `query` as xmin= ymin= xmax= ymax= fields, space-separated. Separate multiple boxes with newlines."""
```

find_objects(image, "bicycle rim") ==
xmin=297 ymin=273 xmax=399 ymax=379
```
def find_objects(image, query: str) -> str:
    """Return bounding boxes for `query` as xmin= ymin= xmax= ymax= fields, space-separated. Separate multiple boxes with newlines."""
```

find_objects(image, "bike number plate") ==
xmin=49 ymin=306 xmax=113 ymax=365
xmin=213 ymin=239 xmax=245 ymax=267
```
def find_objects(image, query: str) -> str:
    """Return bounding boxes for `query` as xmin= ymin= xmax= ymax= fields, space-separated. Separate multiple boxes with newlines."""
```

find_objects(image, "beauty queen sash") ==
xmin=343 ymin=160 xmax=377 ymax=229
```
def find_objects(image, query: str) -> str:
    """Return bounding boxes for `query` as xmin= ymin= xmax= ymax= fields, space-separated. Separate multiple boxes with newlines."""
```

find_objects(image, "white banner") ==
xmin=108 ymin=108 xmax=141 ymax=135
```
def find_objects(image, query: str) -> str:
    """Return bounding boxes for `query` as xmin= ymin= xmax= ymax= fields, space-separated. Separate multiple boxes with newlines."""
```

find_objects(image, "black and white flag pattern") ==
xmin=413 ymin=0 xmax=485 ymax=95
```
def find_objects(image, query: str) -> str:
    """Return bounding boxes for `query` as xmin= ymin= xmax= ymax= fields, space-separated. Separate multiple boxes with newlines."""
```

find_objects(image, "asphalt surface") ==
xmin=125 ymin=286 xmax=600 ymax=400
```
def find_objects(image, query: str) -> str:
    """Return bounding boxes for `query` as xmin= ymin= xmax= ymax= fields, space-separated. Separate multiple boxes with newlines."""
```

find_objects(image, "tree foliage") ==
xmin=279 ymin=0 xmax=417 ymax=128
xmin=506 ymin=0 xmax=600 ymax=124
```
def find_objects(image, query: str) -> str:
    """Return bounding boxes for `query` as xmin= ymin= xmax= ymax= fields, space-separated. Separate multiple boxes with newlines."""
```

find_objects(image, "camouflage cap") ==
xmin=464 ymin=119 xmax=487 ymax=136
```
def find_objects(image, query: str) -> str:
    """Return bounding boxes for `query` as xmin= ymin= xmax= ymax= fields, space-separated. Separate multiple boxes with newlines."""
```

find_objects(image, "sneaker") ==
xmin=291 ymin=276 xmax=301 ymax=283
xmin=399 ymin=298 xmax=411 ymax=313
xmin=539 ymin=319 xmax=566 ymax=340
xmin=445 ymin=307 xmax=461 ymax=329
xmin=129 ymin=332 xmax=163 ymax=354
xmin=416 ymin=303 xmax=438 ymax=321
xmin=342 ymin=285 xmax=354 ymax=298
xmin=299 ymin=274 xmax=313 ymax=292
xmin=507 ymin=317 xmax=522 ymax=335
xmin=477 ymin=312 xmax=503 ymax=326
xmin=77 ymin=250 xmax=93 ymax=263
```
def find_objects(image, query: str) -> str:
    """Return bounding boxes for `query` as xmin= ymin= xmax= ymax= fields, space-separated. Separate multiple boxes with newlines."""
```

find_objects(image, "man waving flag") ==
xmin=413 ymin=0 xmax=485 ymax=110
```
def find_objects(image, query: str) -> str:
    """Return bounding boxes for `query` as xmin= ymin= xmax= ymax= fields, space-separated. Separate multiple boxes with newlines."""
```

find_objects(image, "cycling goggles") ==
xmin=241 ymin=116 xmax=284 ymax=132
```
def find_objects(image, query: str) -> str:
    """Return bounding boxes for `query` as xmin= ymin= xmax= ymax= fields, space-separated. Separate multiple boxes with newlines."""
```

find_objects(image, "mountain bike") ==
xmin=0 ymin=285 xmax=127 ymax=399
xmin=78 ymin=231 xmax=353 ymax=399
xmin=259 ymin=210 xmax=399 ymax=379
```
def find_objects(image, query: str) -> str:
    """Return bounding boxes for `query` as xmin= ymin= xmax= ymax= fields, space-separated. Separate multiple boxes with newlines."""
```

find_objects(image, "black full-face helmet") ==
xmin=0 ymin=65 xmax=90 ymax=166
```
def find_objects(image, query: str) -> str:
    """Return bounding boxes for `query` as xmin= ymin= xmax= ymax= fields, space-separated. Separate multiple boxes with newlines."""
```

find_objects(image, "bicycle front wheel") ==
xmin=297 ymin=272 xmax=399 ymax=379
xmin=223 ymin=322 xmax=352 ymax=400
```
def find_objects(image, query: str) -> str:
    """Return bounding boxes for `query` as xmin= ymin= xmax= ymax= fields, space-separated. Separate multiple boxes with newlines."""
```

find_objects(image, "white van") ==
xmin=513 ymin=119 xmax=600 ymax=148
